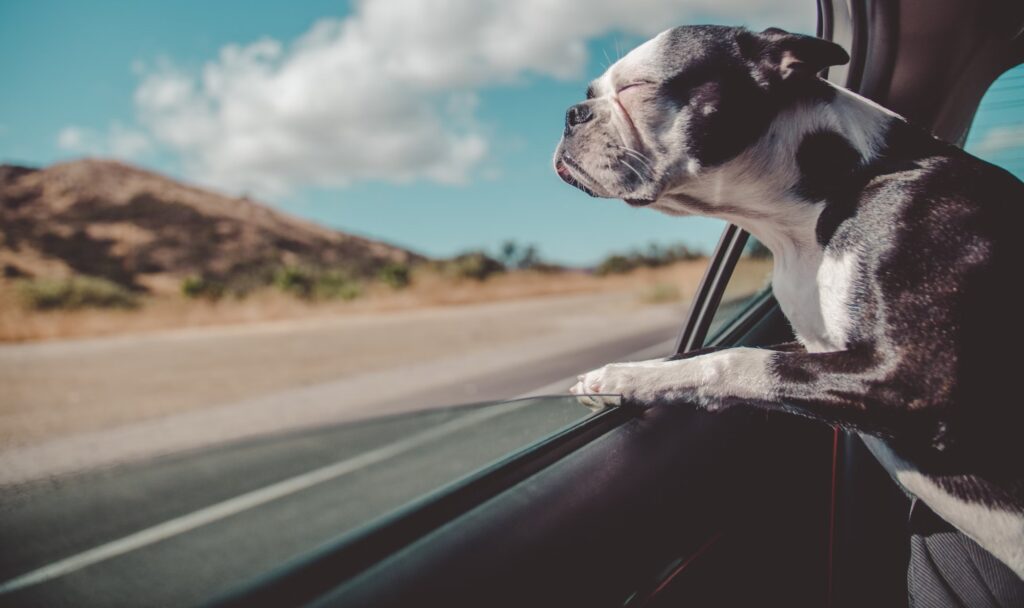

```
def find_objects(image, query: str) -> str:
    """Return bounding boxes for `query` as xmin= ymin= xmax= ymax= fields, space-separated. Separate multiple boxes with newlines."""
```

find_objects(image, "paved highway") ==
xmin=0 ymin=328 xmax=676 ymax=607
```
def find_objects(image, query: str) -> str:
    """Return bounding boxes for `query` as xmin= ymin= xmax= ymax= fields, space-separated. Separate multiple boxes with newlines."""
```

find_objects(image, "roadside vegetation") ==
xmin=1 ymin=240 xmax=713 ymax=342
xmin=16 ymin=276 xmax=139 ymax=311
xmin=595 ymin=243 xmax=703 ymax=276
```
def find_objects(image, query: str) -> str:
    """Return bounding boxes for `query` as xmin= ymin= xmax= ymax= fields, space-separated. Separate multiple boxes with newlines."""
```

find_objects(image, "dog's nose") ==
xmin=565 ymin=103 xmax=594 ymax=132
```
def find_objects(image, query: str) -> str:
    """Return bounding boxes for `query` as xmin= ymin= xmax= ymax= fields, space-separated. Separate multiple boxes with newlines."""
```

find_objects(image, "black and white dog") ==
xmin=555 ymin=25 xmax=1023 ymax=578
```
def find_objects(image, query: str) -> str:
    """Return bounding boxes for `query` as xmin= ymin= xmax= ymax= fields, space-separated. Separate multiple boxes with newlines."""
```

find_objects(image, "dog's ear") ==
xmin=738 ymin=27 xmax=849 ymax=81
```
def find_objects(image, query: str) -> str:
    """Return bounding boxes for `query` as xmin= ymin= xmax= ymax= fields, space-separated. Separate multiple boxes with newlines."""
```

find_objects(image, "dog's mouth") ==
xmin=555 ymin=157 xmax=599 ymax=197
xmin=556 ymin=155 xmax=656 ymax=207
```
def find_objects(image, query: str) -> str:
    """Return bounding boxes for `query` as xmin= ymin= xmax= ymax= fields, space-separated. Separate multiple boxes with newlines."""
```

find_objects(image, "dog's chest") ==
xmin=772 ymin=249 xmax=857 ymax=352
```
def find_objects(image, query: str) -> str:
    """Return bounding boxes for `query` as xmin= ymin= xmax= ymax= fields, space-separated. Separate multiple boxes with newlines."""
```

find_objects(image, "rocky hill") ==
xmin=0 ymin=159 xmax=422 ymax=293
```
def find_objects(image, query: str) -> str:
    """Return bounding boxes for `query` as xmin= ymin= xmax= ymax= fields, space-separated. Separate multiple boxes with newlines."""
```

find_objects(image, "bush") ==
xmin=595 ymin=242 xmax=704 ymax=276
xmin=596 ymin=255 xmax=636 ymax=276
xmin=273 ymin=266 xmax=316 ymax=298
xmin=442 ymin=251 xmax=506 ymax=281
xmin=181 ymin=276 xmax=225 ymax=300
xmin=378 ymin=263 xmax=411 ymax=289
xmin=313 ymin=271 xmax=361 ymax=301
xmin=273 ymin=266 xmax=361 ymax=301
xmin=18 ymin=276 xmax=138 ymax=311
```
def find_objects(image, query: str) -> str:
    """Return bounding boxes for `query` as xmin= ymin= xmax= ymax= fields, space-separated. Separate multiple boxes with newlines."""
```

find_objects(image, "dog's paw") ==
xmin=569 ymin=365 xmax=633 ymax=409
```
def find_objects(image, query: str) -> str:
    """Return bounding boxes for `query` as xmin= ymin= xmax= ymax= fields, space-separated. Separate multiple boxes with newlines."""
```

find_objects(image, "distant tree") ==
xmin=500 ymin=240 xmax=519 ymax=267
xmin=518 ymin=245 xmax=540 ymax=270
xmin=595 ymin=241 xmax=704 ymax=275
xmin=498 ymin=240 xmax=546 ymax=270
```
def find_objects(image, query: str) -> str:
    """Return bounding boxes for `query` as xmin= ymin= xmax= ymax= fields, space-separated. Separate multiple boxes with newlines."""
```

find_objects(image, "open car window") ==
xmin=703 ymin=236 xmax=773 ymax=343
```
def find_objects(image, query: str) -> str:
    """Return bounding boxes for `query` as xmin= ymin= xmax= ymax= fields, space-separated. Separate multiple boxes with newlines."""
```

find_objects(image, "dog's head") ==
xmin=553 ymin=25 xmax=849 ymax=208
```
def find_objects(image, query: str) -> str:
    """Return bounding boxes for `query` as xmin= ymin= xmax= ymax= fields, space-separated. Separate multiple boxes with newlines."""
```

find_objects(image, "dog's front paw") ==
xmin=569 ymin=364 xmax=634 ymax=409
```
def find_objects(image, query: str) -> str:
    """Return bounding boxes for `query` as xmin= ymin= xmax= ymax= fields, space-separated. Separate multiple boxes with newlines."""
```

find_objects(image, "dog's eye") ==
xmin=616 ymin=82 xmax=651 ymax=96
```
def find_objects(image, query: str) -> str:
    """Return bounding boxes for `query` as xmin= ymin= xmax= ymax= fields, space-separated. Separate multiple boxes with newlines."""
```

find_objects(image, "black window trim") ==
xmin=673 ymin=224 xmax=751 ymax=355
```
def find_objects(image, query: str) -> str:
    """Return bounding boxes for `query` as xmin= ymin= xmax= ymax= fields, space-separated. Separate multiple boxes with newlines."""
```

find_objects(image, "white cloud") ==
xmin=57 ymin=126 xmax=95 ymax=152
xmin=130 ymin=0 xmax=813 ymax=196
xmin=108 ymin=123 xmax=153 ymax=157
xmin=969 ymin=124 xmax=1024 ymax=156
xmin=57 ymin=123 xmax=152 ymax=160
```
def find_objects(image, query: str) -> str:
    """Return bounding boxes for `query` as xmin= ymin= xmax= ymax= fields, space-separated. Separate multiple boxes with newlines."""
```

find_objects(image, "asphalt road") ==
xmin=0 ymin=327 xmax=676 ymax=607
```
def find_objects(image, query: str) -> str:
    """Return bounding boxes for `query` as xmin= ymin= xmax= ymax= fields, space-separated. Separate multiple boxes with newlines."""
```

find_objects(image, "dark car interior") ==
xmin=210 ymin=1 xmax=1024 ymax=606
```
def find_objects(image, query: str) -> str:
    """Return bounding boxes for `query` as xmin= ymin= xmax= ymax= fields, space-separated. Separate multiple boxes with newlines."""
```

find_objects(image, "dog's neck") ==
xmin=656 ymin=83 xmax=898 ymax=263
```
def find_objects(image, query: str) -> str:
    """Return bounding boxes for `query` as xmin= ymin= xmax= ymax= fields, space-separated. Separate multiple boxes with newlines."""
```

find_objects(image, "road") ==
xmin=0 ymin=302 xmax=679 ymax=607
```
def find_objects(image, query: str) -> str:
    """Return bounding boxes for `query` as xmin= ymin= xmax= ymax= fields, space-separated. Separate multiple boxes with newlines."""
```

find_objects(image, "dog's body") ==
xmin=554 ymin=25 xmax=1023 ymax=577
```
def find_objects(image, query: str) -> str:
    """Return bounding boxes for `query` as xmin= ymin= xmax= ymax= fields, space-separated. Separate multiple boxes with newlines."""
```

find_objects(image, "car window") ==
xmin=703 ymin=235 xmax=774 ymax=343
xmin=964 ymin=63 xmax=1024 ymax=179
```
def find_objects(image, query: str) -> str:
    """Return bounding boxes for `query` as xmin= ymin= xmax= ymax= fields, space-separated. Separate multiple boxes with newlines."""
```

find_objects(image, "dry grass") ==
xmin=0 ymin=260 xmax=714 ymax=343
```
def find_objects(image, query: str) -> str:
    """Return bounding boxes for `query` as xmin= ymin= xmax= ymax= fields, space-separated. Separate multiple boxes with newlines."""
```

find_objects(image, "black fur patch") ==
xmin=795 ymin=131 xmax=861 ymax=201
xmin=806 ymin=120 xmax=954 ymax=247
xmin=793 ymin=130 xmax=863 ymax=245
xmin=683 ymin=66 xmax=774 ymax=167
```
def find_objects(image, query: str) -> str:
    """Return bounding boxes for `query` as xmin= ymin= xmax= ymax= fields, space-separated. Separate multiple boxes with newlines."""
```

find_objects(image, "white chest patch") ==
xmin=771 ymin=248 xmax=857 ymax=354
xmin=817 ymin=251 xmax=858 ymax=350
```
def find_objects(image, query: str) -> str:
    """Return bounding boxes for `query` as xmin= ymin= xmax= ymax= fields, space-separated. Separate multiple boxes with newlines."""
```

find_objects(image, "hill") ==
xmin=0 ymin=159 xmax=422 ymax=293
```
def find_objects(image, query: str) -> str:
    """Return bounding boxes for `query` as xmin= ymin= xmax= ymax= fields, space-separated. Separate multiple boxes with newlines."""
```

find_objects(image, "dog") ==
xmin=554 ymin=25 xmax=1023 ymax=579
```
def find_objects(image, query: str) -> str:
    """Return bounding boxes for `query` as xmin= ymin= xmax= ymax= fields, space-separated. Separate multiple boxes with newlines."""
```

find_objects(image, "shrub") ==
xmin=18 ymin=276 xmax=138 ymax=311
xmin=378 ymin=263 xmax=411 ymax=289
xmin=443 ymin=251 xmax=506 ymax=281
xmin=596 ymin=255 xmax=636 ymax=276
xmin=272 ymin=266 xmax=362 ymax=301
xmin=313 ymin=271 xmax=361 ymax=301
xmin=181 ymin=276 xmax=225 ymax=300
xmin=596 ymin=242 xmax=704 ymax=276
xmin=273 ymin=266 xmax=316 ymax=298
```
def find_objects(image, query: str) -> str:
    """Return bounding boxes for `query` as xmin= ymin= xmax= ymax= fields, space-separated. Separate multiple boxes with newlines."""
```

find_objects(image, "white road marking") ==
xmin=0 ymin=400 xmax=532 ymax=595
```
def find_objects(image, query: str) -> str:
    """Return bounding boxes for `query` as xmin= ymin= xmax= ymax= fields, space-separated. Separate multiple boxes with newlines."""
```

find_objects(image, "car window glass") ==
xmin=964 ymin=64 xmax=1024 ymax=179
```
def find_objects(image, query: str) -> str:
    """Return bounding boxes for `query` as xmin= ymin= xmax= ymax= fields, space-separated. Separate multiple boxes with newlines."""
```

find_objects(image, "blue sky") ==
xmin=1 ymin=1 xmax=1020 ymax=266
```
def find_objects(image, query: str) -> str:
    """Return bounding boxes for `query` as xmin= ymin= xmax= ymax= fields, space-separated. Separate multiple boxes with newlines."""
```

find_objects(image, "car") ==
xmin=2 ymin=1 xmax=1019 ymax=606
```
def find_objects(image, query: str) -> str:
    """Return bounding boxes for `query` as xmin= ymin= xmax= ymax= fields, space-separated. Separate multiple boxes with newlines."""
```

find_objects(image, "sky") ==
xmin=1 ymin=1 xmax=1020 ymax=266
